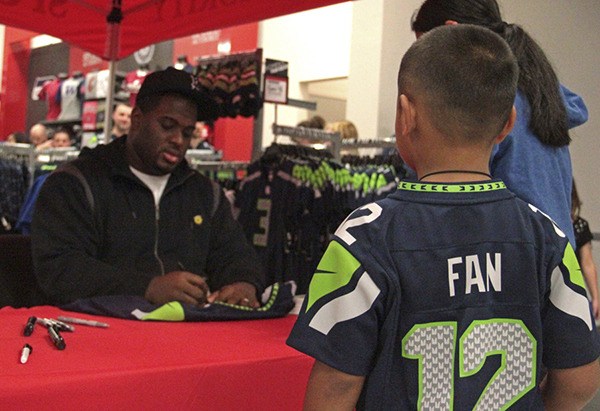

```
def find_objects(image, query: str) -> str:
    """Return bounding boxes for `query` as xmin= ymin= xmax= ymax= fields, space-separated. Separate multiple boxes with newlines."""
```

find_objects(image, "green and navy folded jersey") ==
xmin=287 ymin=179 xmax=600 ymax=410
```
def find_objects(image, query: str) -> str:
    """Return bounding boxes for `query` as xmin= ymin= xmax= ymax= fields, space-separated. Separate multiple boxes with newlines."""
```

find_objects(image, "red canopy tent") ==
xmin=0 ymin=0 xmax=350 ymax=139
xmin=0 ymin=0 xmax=349 ymax=60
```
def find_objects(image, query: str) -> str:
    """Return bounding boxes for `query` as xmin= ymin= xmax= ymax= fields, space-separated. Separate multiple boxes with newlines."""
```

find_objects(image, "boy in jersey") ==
xmin=287 ymin=25 xmax=600 ymax=410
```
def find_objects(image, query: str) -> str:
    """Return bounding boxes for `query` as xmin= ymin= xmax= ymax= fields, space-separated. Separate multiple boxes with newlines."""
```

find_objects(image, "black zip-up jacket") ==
xmin=31 ymin=138 xmax=265 ymax=305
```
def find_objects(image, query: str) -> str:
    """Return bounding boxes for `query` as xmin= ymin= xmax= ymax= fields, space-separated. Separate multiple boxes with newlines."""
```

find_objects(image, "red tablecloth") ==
xmin=0 ymin=306 xmax=313 ymax=410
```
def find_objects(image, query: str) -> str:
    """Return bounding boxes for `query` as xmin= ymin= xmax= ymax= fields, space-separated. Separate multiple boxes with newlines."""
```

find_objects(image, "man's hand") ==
xmin=208 ymin=282 xmax=259 ymax=308
xmin=145 ymin=271 xmax=210 ymax=306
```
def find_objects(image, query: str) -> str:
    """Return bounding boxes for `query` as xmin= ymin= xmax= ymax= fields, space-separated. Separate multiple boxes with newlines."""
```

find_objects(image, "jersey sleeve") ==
xmin=542 ymin=233 xmax=600 ymax=369
xmin=287 ymin=236 xmax=388 ymax=376
xmin=38 ymin=81 xmax=48 ymax=100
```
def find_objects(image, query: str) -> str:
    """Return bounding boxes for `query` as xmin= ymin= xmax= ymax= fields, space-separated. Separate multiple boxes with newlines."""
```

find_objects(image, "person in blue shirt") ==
xmin=410 ymin=0 xmax=587 ymax=250
xmin=287 ymin=25 xmax=600 ymax=410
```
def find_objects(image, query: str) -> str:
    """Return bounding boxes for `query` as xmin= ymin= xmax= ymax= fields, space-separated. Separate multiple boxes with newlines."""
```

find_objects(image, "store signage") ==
xmin=134 ymin=45 xmax=155 ymax=66
xmin=191 ymin=30 xmax=221 ymax=45
xmin=272 ymin=124 xmax=339 ymax=141
xmin=263 ymin=75 xmax=288 ymax=105
xmin=82 ymin=52 xmax=103 ymax=68
xmin=265 ymin=59 xmax=288 ymax=77
xmin=81 ymin=101 xmax=99 ymax=131
xmin=263 ymin=58 xmax=289 ymax=105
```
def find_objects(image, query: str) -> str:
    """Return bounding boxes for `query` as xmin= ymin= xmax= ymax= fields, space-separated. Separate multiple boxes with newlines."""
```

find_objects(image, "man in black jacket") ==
xmin=31 ymin=68 xmax=265 ymax=308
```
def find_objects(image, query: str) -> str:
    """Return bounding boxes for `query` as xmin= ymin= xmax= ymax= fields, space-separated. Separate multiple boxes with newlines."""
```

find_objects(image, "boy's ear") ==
xmin=445 ymin=20 xmax=459 ymax=26
xmin=396 ymin=94 xmax=416 ymax=137
xmin=495 ymin=106 xmax=516 ymax=144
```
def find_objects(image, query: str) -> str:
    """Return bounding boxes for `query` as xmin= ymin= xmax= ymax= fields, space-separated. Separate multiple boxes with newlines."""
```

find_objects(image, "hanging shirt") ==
xmin=38 ymin=78 xmax=62 ymax=120
xmin=125 ymin=69 xmax=150 ymax=106
xmin=57 ymin=76 xmax=84 ymax=121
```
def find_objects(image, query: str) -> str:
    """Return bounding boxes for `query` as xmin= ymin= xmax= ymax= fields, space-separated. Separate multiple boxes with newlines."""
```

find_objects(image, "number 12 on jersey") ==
xmin=402 ymin=319 xmax=536 ymax=410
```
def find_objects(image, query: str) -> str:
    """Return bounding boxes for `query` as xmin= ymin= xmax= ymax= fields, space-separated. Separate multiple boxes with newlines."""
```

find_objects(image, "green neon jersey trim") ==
xmin=306 ymin=241 xmax=360 ymax=312
xmin=398 ymin=181 xmax=506 ymax=193
xmin=141 ymin=301 xmax=185 ymax=321
xmin=563 ymin=242 xmax=586 ymax=289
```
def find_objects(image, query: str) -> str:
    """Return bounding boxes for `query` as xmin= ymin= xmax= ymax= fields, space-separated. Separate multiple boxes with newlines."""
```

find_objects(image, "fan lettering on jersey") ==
xmin=447 ymin=253 xmax=501 ymax=297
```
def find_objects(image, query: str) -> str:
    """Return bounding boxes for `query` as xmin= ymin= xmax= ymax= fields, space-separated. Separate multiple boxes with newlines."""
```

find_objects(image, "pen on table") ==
xmin=20 ymin=343 xmax=32 ymax=364
xmin=48 ymin=325 xmax=66 ymax=350
xmin=57 ymin=316 xmax=109 ymax=328
xmin=23 ymin=316 xmax=37 ymax=336
xmin=36 ymin=317 xmax=75 ymax=332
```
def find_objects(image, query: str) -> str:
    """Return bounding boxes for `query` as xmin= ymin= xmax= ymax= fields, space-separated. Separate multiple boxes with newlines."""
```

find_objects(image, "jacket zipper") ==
xmin=134 ymin=170 xmax=194 ymax=277
xmin=154 ymin=203 xmax=166 ymax=275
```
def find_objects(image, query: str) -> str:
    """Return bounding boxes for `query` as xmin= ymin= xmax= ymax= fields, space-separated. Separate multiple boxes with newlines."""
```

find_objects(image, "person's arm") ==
xmin=541 ymin=359 xmax=600 ymax=410
xmin=560 ymin=84 xmax=588 ymax=129
xmin=207 ymin=281 xmax=260 ymax=308
xmin=35 ymin=139 xmax=53 ymax=151
xmin=31 ymin=171 xmax=148 ymax=303
xmin=303 ymin=360 xmax=365 ymax=411
xmin=579 ymin=241 xmax=600 ymax=319
xmin=145 ymin=270 xmax=210 ymax=307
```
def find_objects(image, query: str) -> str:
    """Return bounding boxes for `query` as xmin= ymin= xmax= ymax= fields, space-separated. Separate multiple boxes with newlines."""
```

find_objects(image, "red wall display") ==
xmin=1 ymin=27 xmax=34 ymax=140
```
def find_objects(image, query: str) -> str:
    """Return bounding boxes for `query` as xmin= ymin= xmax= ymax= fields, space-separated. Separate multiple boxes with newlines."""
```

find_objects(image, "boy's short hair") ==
xmin=398 ymin=24 xmax=518 ymax=142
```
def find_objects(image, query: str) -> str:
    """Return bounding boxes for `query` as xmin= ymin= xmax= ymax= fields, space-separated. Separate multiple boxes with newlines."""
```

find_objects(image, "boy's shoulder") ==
xmin=337 ymin=183 xmax=568 ymax=261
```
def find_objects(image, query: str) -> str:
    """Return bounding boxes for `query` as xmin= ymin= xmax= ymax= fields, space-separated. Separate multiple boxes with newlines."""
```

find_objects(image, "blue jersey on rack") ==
xmin=287 ymin=179 xmax=600 ymax=410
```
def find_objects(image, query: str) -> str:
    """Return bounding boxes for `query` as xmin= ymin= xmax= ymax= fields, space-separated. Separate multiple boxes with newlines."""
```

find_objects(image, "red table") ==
xmin=0 ymin=306 xmax=313 ymax=410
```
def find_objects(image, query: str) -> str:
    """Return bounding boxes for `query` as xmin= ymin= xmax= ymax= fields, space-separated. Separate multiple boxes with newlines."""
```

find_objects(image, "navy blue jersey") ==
xmin=288 ymin=180 xmax=600 ymax=410
xmin=235 ymin=164 xmax=302 ymax=285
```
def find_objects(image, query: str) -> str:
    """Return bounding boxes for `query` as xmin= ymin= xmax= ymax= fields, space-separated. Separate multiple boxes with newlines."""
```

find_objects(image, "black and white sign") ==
xmin=263 ymin=75 xmax=288 ymax=104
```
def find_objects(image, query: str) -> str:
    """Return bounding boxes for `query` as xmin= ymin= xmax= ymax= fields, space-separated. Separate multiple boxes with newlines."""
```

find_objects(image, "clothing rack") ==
xmin=0 ymin=145 xmax=82 ymax=189
xmin=35 ymin=147 xmax=79 ymax=164
xmin=0 ymin=143 xmax=36 ymax=187
xmin=271 ymin=124 xmax=342 ymax=161
xmin=340 ymin=137 xmax=396 ymax=149
xmin=185 ymin=149 xmax=224 ymax=165
xmin=188 ymin=160 xmax=249 ymax=188
xmin=188 ymin=160 xmax=249 ymax=172
xmin=237 ymin=141 xmax=404 ymax=294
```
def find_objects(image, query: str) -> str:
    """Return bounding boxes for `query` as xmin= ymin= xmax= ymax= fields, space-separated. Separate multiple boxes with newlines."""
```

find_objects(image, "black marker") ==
xmin=48 ymin=326 xmax=66 ymax=350
xmin=52 ymin=319 xmax=75 ymax=332
xmin=177 ymin=261 xmax=210 ymax=297
xmin=23 ymin=316 xmax=37 ymax=336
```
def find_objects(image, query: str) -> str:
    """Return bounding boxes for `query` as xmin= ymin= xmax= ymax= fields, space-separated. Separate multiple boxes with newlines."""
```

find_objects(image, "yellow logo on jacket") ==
xmin=194 ymin=215 xmax=203 ymax=225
